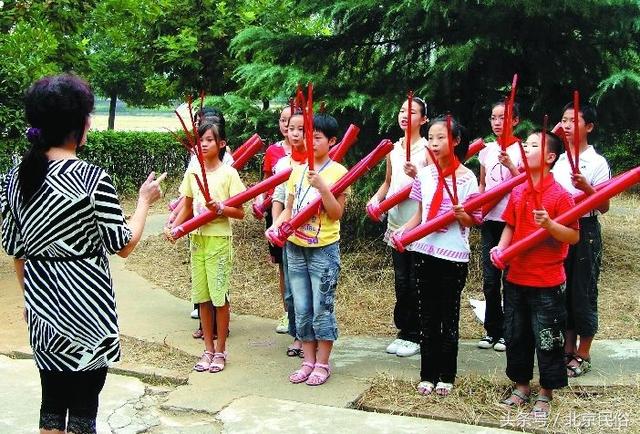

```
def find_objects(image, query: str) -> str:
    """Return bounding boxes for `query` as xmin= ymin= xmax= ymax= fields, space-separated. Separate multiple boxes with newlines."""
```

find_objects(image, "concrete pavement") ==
xmin=1 ymin=214 xmax=639 ymax=432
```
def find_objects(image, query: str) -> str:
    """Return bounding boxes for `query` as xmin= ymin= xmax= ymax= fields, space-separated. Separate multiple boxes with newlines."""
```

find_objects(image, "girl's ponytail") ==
xmin=18 ymin=127 xmax=50 ymax=202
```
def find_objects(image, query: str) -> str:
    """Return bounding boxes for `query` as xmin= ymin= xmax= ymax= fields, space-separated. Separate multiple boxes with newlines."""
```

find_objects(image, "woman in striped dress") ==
xmin=1 ymin=74 xmax=165 ymax=434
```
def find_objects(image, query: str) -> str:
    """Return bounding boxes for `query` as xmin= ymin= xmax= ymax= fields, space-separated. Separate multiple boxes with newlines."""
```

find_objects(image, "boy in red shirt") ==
xmin=491 ymin=130 xmax=579 ymax=419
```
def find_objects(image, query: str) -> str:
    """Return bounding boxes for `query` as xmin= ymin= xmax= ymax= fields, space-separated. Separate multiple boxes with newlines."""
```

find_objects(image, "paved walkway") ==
xmin=1 ymin=214 xmax=639 ymax=433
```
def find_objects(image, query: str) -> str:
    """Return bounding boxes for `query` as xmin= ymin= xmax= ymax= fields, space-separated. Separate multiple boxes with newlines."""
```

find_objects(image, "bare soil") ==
xmin=126 ymin=194 xmax=640 ymax=339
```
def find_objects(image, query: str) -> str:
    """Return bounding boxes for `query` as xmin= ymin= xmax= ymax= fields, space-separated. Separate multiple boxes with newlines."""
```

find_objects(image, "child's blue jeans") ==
xmin=286 ymin=241 xmax=340 ymax=342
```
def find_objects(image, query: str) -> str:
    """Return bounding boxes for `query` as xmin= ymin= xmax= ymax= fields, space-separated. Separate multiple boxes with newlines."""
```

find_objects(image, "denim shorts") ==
xmin=286 ymin=241 xmax=340 ymax=342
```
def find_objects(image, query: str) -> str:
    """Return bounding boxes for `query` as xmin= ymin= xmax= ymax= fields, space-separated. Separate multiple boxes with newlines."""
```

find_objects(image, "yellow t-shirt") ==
xmin=286 ymin=160 xmax=349 ymax=247
xmin=179 ymin=164 xmax=246 ymax=236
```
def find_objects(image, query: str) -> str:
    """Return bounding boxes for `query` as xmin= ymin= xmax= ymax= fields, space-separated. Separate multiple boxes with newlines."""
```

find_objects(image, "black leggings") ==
xmin=39 ymin=368 xmax=108 ymax=434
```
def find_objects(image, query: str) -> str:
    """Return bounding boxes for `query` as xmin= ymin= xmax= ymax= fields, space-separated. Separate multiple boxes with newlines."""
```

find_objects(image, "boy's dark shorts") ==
xmin=565 ymin=216 xmax=602 ymax=336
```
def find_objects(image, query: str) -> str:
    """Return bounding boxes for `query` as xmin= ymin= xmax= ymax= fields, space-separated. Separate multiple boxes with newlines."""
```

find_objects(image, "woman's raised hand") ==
xmin=139 ymin=172 xmax=167 ymax=205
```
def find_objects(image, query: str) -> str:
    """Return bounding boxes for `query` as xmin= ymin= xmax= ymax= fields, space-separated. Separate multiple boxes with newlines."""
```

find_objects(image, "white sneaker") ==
xmin=477 ymin=336 xmax=495 ymax=349
xmin=190 ymin=308 xmax=199 ymax=319
xmin=275 ymin=313 xmax=289 ymax=334
xmin=386 ymin=338 xmax=405 ymax=354
xmin=396 ymin=340 xmax=420 ymax=357
xmin=493 ymin=338 xmax=506 ymax=352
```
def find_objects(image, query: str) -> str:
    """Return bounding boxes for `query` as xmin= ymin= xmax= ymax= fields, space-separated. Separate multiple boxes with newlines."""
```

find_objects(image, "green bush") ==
xmin=601 ymin=130 xmax=640 ymax=175
xmin=0 ymin=131 xmax=188 ymax=193
xmin=81 ymin=131 xmax=187 ymax=193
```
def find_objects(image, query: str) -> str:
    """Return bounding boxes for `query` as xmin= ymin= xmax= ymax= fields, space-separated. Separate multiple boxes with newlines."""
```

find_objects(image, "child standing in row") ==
xmin=261 ymin=106 xmax=293 ymax=334
xmin=368 ymin=97 xmax=429 ymax=357
xmin=552 ymin=102 xmax=610 ymax=377
xmin=189 ymin=109 xmax=230 ymax=339
xmin=494 ymin=131 xmax=579 ymax=418
xmin=270 ymin=113 xmax=349 ymax=386
xmin=168 ymin=121 xmax=246 ymax=373
xmin=271 ymin=108 xmax=307 ymax=357
xmin=398 ymin=116 xmax=481 ymax=396
xmin=477 ymin=102 xmax=521 ymax=352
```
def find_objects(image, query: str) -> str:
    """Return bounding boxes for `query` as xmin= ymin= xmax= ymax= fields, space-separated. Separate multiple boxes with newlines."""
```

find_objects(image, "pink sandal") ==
xmin=306 ymin=363 xmax=331 ymax=386
xmin=193 ymin=351 xmax=214 ymax=372
xmin=209 ymin=352 xmax=227 ymax=373
xmin=289 ymin=362 xmax=315 ymax=384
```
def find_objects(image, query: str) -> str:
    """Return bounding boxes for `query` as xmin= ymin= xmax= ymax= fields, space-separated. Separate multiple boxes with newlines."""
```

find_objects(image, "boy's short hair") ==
xmin=529 ymin=130 xmax=564 ymax=167
xmin=313 ymin=113 xmax=338 ymax=139
xmin=492 ymin=101 xmax=520 ymax=118
xmin=562 ymin=102 xmax=597 ymax=126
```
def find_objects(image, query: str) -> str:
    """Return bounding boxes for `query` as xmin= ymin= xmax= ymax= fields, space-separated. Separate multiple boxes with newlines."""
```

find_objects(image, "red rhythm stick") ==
xmin=406 ymin=90 xmax=413 ymax=161
xmin=516 ymin=139 xmax=541 ymax=209
xmin=573 ymin=90 xmax=581 ymax=173
xmin=391 ymin=172 xmax=528 ymax=252
xmin=366 ymin=138 xmax=485 ymax=222
xmin=231 ymin=136 xmax=263 ymax=171
xmin=171 ymin=170 xmax=293 ymax=239
xmin=329 ymin=124 xmax=360 ymax=163
xmin=306 ymin=83 xmax=315 ymax=171
xmin=466 ymin=138 xmax=486 ymax=160
xmin=266 ymin=139 xmax=394 ymax=247
xmin=232 ymin=133 xmax=261 ymax=160
xmin=499 ymin=74 xmax=519 ymax=151
xmin=188 ymin=96 xmax=212 ymax=203
xmin=252 ymin=124 xmax=360 ymax=220
xmin=168 ymin=196 xmax=184 ymax=211
xmin=551 ymin=123 xmax=577 ymax=174
xmin=538 ymin=115 xmax=548 ymax=206
xmin=446 ymin=115 xmax=459 ymax=204
xmin=173 ymin=96 xmax=210 ymax=202
xmin=491 ymin=166 xmax=640 ymax=269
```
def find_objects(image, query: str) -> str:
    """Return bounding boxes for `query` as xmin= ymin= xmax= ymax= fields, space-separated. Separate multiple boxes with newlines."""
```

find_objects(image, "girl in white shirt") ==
xmin=397 ymin=116 xmax=481 ymax=396
xmin=367 ymin=97 xmax=429 ymax=358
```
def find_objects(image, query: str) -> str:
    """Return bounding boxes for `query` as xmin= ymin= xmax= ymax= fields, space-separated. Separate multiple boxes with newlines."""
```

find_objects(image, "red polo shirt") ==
xmin=502 ymin=174 xmax=579 ymax=288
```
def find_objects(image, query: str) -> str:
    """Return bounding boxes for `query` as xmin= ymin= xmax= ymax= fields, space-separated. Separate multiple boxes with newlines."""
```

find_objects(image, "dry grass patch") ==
xmin=357 ymin=373 xmax=639 ymax=433
xmin=120 ymin=335 xmax=194 ymax=374
xmin=126 ymin=193 xmax=639 ymax=339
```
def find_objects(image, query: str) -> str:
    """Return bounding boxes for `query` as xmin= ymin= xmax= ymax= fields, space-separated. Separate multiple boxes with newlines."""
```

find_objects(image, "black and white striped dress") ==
xmin=1 ymin=159 xmax=132 ymax=371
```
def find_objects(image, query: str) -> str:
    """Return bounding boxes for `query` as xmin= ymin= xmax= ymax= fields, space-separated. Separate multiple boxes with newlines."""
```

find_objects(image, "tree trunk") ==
xmin=108 ymin=94 xmax=117 ymax=130
xmin=262 ymin=98 xmax=269 ymax=110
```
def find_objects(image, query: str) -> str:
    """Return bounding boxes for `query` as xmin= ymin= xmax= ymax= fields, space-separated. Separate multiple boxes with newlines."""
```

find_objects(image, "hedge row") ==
xmin=0 ymin=131 xmax=189 ymax=193
xmin=1 ymin=129 xmax=638 ymax=196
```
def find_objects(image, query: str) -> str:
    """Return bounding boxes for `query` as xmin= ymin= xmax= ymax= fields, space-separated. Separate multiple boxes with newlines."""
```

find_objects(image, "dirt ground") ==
xmin=357 ymin=373 xmax=640 ymax=433
xmin=127 ymin=193 xmax=640 ymax=340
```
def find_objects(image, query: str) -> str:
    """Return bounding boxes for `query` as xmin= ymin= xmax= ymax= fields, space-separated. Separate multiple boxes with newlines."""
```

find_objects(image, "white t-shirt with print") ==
xmin=478 ymin=140 xmax=522 ymax=222
xmin=407 ymin=165 xmax=480 ymax=263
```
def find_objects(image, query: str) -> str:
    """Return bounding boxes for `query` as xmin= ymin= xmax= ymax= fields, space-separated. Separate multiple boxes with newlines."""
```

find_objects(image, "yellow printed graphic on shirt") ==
xmin=286 ymin=161 xmax=349 ymax=247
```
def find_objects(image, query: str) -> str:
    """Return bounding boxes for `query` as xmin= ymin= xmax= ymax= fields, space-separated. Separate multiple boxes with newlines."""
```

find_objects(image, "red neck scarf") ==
xmin=427 ymin=159 xmax=460 ymax=220
xmin=291 ymin=145 xmax=307 ymax=163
